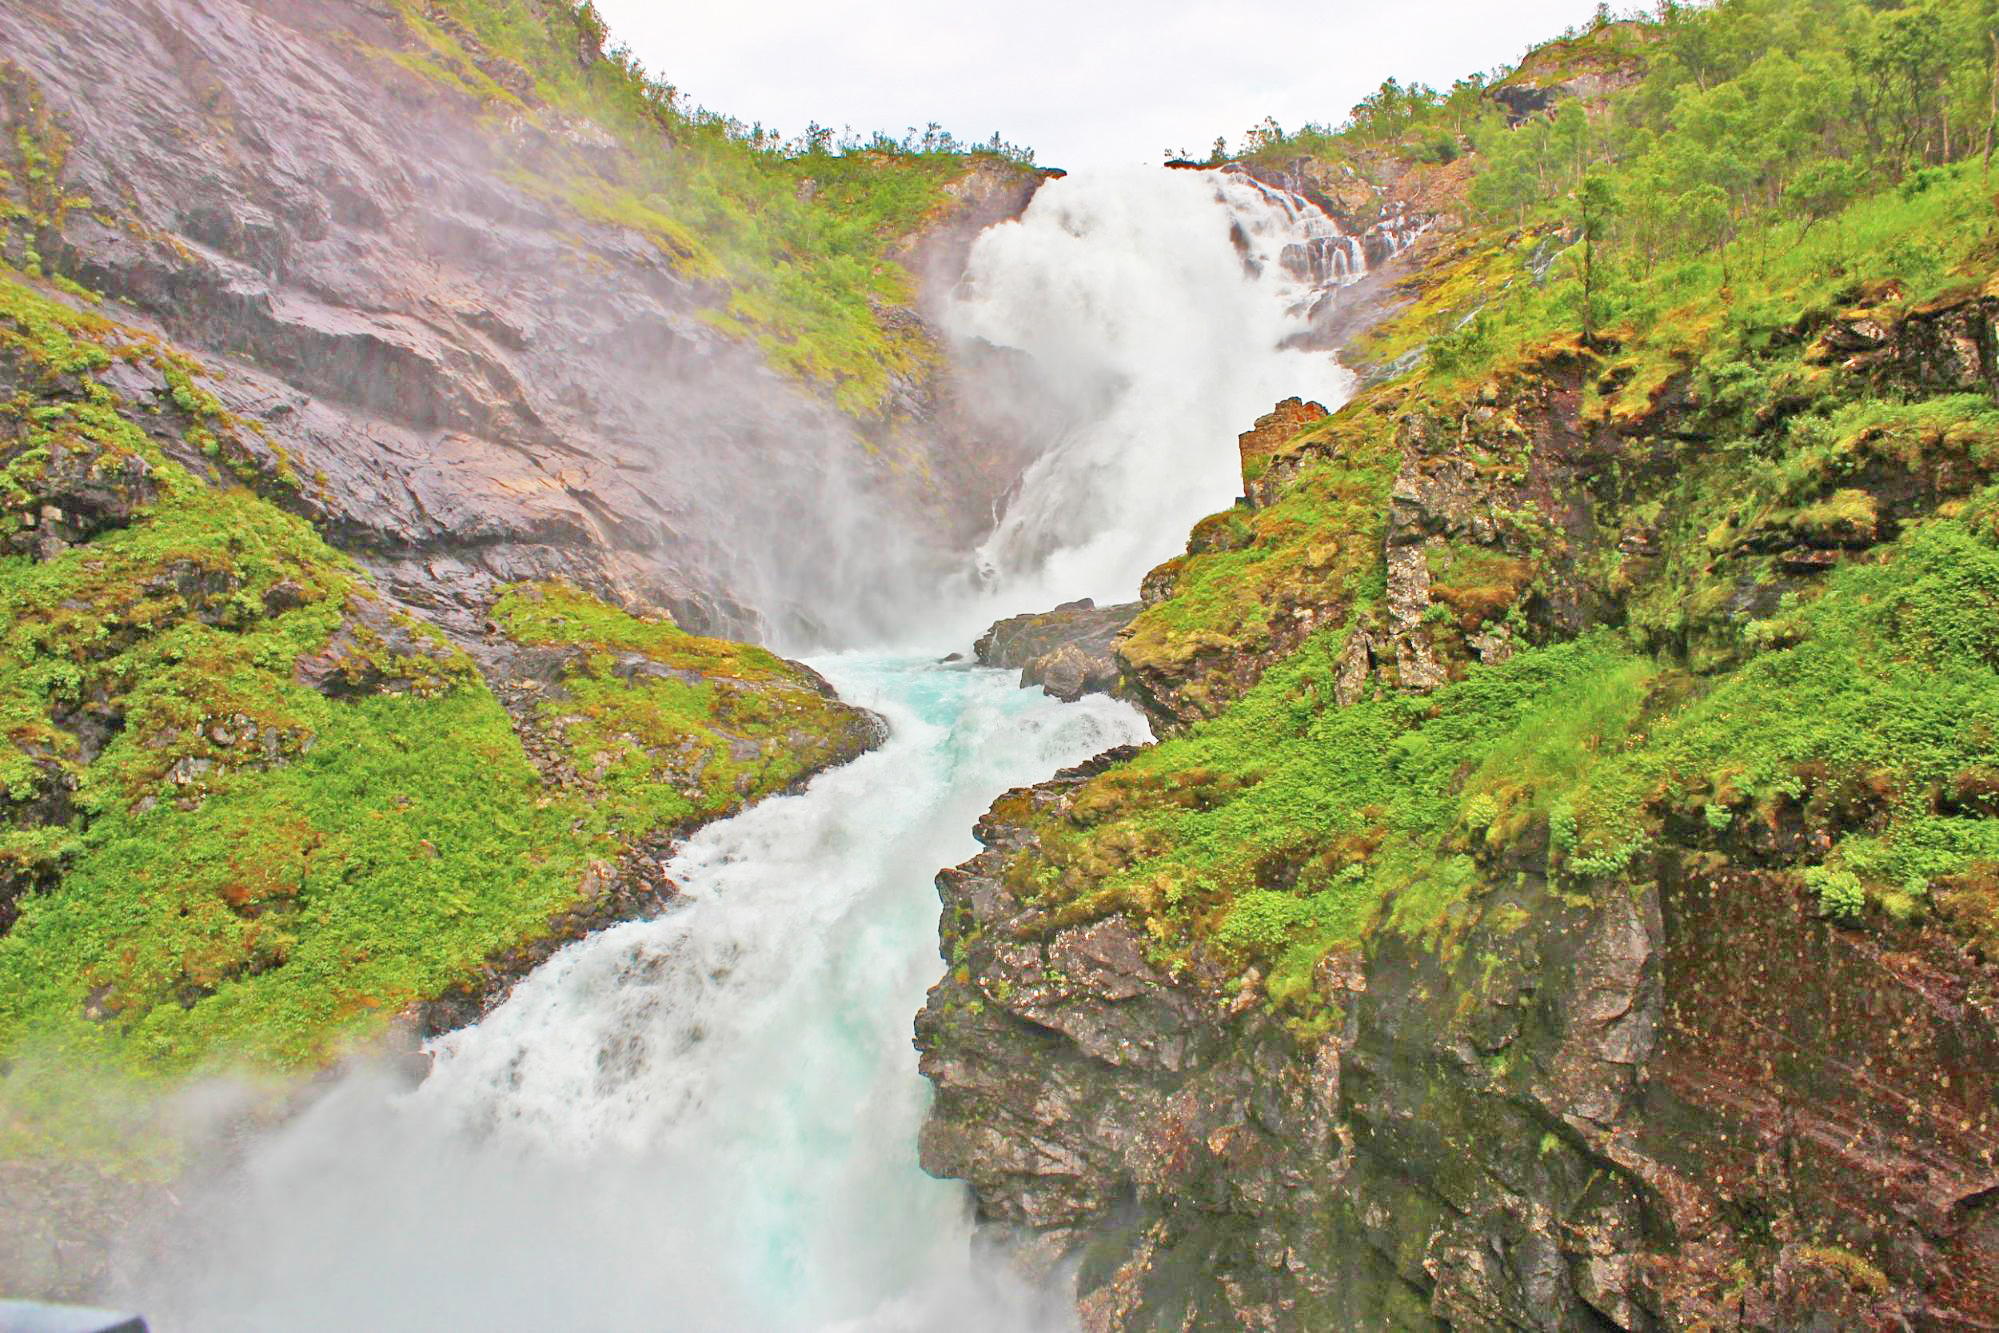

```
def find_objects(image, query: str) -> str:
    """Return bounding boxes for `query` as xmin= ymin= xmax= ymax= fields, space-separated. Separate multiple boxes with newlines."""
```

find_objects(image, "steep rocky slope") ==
xmin=0 ymin=0 xmax=1047 ymax=645
xmin=0 ymin=270 xmax=884 ymax=1070
xmin=0 ymin=263 xmax=886 ymax=1297
xmin=921 ymin=266 xmax=1999 ymax=1333
xmin=918 ymin=11 xmax=1999 ymax=1327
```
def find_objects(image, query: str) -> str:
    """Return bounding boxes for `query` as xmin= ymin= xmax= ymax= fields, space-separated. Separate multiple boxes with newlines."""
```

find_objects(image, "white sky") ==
xmin=591 ymin=0 xmax=1614 ymax=169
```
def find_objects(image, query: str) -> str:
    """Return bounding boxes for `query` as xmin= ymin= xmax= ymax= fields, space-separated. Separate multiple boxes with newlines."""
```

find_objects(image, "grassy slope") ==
xmin=370 ymin=0 xmax=1033 ymax=416
xmin=0 ymin=0 xmax=941 ymax=1119
xmin=1014 ymin=1 xmax=1999 ymax=1035
xmin=0 ymin=5 xmax=913 ymax=1172
xmin=492 ymin=580 xmax=875 ymax=837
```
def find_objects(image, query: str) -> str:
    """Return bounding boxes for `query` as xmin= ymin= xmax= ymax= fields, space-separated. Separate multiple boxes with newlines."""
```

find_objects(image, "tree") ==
xmin=1241 ymin=117 xmax=1284 ymax=154
xmin=1784 ymin=158 xmax=1863 ymax=239
xmin=1469 ymin=120 xmax=1544 ymax=224
xmin=1677 ymin=183 xmax=1735 ymax=284
xmin=1989 ymin=28 xmax=1999 ymax=176
xmin=1576 ymin=172 xmax=1619 ymax=345
xmin=1857 ymin=4 xmax=1951 ymax=169
xmin=1660 ymin=0 xmax=1726 ymax=90
xmin=1551 ymin=101 xmax=1590 ymax=182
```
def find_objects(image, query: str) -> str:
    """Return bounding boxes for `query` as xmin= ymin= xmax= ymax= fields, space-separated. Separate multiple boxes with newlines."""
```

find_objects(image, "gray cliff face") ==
xmin=916 ymin=756 xmax=1638 ymax=1332
xmin=0 ymin=0 xmax=1046 ymax=646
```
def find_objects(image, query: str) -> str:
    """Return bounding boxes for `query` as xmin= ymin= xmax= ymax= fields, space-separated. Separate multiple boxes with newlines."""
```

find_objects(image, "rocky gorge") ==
xmin=3 ymin=0 xmax=1999 ymax=1330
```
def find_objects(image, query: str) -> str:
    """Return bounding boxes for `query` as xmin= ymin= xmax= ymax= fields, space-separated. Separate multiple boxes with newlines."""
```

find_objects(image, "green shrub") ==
xmin=1805 ymin=866 xmax=1866 ymax=921
xmin=1548 ymin=800 xmax=1579 ymax=853
xmin=1216 ymin=891 xmax=1314 ymax=956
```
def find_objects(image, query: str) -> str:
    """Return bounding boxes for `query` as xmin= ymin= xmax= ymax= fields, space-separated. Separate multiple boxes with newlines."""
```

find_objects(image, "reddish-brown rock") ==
xmin=1236 ymin=396 xmax=1327 ymax=499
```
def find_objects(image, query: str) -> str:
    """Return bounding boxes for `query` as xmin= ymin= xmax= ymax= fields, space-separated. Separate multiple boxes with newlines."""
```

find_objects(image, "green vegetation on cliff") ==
xmin=1027 ymin=0 xmax=1999 ymax=1037
xmin=0 ymin=268 xmax=566 ymax=1073
xmin=492 ymin=580 xmax=878 ymax=837
xmin=374 ymin=0 xmax=1036 ymax=414
xmin=0 ymin=268 xmax=872 ymax=1096
xmin=1014 ymin=631 xmax=1648 ymax=1006
xmin=1243 ymin=0 xmax=1999 ymax=386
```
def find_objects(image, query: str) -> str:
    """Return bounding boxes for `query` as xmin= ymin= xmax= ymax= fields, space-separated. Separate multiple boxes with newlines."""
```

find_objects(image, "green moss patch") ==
xmin=0 ymin=688 xmax=587 ymax=1069
xmin=1119 ymin=398 xmax=1403 ymax=716
xmin=1016 ymin=631 xmax=1651 ymax=1010
xmin=494 ymin=581 xmax=877 ymax=839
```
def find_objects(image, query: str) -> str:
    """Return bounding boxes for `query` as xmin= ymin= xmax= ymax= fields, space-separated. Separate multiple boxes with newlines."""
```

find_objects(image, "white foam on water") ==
xmin=942 ymin=166 xmax=1354 ymax=631
xmin=123 ymin=167 xmax=1358 ymax=1331
xmin=134 ymin=659 xmax=1146 ymax=1333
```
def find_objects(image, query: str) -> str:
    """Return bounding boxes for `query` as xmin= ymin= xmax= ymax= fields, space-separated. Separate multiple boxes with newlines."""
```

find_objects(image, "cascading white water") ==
xmin=118 ymin=170 xmax=1356 ymax=1332
xmin=131 ymin=661 xmax=1145 ymax=1332
xmin=945 ymin=167 xmax=1354 ymax=623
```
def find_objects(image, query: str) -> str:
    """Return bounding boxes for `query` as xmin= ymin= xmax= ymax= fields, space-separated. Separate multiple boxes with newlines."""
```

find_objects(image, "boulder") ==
xmin=973 ymin=598 xmax=1141 ymax=702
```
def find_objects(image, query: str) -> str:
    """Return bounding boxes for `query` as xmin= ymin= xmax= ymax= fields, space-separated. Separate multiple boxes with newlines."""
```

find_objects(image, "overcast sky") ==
xmin=591 ymin=0 xmax=1615 ymax=169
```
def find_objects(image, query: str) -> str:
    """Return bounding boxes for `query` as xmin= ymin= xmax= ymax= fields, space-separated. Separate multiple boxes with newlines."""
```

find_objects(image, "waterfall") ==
xmin=944 ymin=167 xmax=1355 ymax=625
xmin=116 ymin=170 xmax=1355 ymax=1332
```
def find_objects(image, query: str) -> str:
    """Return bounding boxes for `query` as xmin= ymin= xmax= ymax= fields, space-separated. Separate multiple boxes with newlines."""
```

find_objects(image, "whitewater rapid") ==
xmin=134 ymin=660 xmax=1145 ymax=1332
xmin=121 ymin=168 xmax=1359 ymax=1331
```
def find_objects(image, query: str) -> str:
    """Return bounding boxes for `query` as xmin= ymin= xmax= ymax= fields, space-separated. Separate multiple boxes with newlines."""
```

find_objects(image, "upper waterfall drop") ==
xmin=946 ymin=167 xmax=1357 ymax=617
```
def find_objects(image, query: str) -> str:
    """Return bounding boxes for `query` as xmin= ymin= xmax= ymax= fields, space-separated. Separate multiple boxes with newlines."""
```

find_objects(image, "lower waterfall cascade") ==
xmin=118 ymin=168 xmax=1358 ymax=1332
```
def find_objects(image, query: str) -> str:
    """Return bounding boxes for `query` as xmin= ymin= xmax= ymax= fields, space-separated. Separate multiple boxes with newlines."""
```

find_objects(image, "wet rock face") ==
xmin=1490 ymin=65 xmax=1646 ymax=128
xmin=1235 ymin=397 xmax=1328 ymax=487
xmin=1635 ymin=863 xmax=1999 ymax=1328
xmin=919 ymin=785 xmax=1999 ymax=1329
xmin=1810 ymin=292 xmax=1999 ymax=398
xmin=0 ymin=0 xmax=1041 ymax=646
xmin=974 ymin=599 xmax=1142 ymax=702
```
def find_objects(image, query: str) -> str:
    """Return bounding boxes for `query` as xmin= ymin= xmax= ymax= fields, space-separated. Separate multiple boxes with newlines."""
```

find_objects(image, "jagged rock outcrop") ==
xmin=1235 ymin=397 xmax=1328 ymax=488
xmin=924 ymin=776 xmax=1999 ymax=1329
xmin=0 ymin=0 xmax=1050 ymax=646
xmin=1489 ymin=23 xmax=1652 ymax=127
xmin=1229 ymin=161 xmax=1440 ymax=358
xmin=975 ymin=598 xmax=1142 ymax=702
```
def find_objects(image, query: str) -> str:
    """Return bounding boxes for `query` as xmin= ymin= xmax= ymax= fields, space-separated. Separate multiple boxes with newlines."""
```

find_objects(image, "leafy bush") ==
xmin=1216 ymin=891 xmax=1314 ymax=956
xmin=1805 ymin=866 xmax=1866 ymax=921
xmin=1463 ymin=794 xmax=1499 ymax=831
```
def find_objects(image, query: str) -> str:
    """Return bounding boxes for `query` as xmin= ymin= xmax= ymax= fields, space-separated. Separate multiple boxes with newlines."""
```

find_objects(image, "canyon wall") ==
xmin=918 ymin=183 xmax=1999 ymax=1330
xmin=0 ymin=0 xmax=1046 ymax=646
